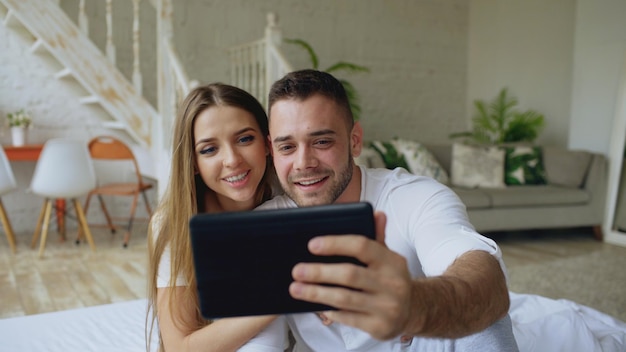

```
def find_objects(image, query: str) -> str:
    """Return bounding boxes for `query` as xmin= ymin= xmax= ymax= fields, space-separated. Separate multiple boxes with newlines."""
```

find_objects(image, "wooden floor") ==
xmin=0 ymin=222 xmax=149 ymax=318
xmin=1 ymin=224 xmax=625 ymax=321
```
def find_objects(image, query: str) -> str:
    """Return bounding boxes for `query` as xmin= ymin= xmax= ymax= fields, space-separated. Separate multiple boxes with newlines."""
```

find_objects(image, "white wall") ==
xmin=173 ymin=0 xmax=470 ymax=144
xmin=568 ymin=0 xmax=626 ymax=154
xmin=467 ymin=0 xmax=576 ymax=148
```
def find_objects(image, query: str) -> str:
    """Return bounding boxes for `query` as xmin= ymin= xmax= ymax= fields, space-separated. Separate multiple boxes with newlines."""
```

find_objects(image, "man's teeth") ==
xmin=225 ymin=172 xmax=248 ymax=182
xmin=298 ymin=178 xmax=323 ymax=186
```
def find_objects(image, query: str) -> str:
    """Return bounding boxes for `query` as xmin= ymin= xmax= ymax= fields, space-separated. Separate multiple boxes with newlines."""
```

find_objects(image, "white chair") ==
xmin=30 ymin=139 xmax=97 ymax=258
xmin=0 ymin=147 xmax=18 ymax=253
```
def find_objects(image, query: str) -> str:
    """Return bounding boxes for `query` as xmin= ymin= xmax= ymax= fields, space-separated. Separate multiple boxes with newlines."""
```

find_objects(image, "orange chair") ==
xmin=84 ymin=136 xmax=153 ymax=247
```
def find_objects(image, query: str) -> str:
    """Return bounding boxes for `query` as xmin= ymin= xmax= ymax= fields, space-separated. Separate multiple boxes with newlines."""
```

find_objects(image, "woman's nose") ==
xmin=223 ymin=147 xmax=243 ymax=167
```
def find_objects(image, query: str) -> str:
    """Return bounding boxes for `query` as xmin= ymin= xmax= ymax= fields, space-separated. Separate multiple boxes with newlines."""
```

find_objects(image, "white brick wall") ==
xmin=0 ymin=22 xmax=150 ymax=234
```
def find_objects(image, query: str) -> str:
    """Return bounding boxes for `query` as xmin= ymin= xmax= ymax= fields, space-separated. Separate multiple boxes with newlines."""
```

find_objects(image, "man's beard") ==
xmin=283 ymin=153 xmax=354 ymax=207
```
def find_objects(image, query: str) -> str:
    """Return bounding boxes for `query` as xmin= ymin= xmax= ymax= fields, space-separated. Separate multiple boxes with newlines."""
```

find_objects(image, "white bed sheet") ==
xmin=0 ymin=299 xmax=158 ymax=352
xmin=0 ymin=293 xmax=624 ymax=352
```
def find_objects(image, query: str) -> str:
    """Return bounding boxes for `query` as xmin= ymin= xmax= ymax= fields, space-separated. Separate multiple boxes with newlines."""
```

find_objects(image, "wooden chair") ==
xmin=84 ymin=136 xmax=153 ymax=247
xmin=30 ymin=139 xmax=97 ymax=258
xmin=0 ymin=146 xmax=18 ymax=253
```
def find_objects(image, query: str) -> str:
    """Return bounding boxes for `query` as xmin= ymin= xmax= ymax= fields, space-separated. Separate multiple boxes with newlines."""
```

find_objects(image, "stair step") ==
xmin=101 ymin=121 xmax=127 ymax=129
xmin=79 ymin=95 xmax=100 ymax=105
xmin=30 ymin=39 xmax=47 ymax=54
xmin=3 ymin=9 xmax=20 ymax=28
xmin=54 ymin=68 xmax=73 ymax=79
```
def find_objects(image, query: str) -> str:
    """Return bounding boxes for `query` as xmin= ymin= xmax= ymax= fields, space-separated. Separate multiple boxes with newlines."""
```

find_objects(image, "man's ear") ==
xmin=351 ymin=122 xmax=364 ymax=158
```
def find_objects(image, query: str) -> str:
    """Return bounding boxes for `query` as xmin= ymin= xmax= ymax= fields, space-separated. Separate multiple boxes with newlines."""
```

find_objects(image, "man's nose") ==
xmin=293 ymin=146 xmax=318 ymax=170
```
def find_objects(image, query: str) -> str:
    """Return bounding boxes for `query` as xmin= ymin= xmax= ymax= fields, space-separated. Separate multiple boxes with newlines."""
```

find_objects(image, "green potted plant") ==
xmin=6 ymin=109 xmax=33 ymax=146
xmin=284 ymin=38 xmax=369 ymax=121
xmin=450 ymin=87 xmax=545 ymax=145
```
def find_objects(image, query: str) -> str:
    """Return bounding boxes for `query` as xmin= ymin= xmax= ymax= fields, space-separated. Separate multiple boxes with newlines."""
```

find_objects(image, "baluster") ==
xmin=78 ymin=0 xmax=88 ymax=35
xmin=243 ymin=48 xmax=249 ymax=92
xmin=132 ymin=0 xmax=142 ymax=94
xmin=106 ymin=0 xmax=116 ymax=64
xmin=258 ymin=41 xmax=267 ymax=107
xmin=251 ymin=43 xmax=259 ymax=100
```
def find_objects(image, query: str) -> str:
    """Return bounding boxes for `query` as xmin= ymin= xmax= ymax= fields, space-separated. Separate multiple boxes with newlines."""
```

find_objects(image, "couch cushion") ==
xmin=503 ymin=145 xmax=547 ymax=185
xmin=354 ymin=146 xmax=386 ymax=169
xmin=542 ymin=147 xmax=592 ymax=188
xmin=370 ymin=139 xmax=449 ymax=184
xmin=484 ymin=185 xmax=590 ymax=207
xmin=451 ymin=188 xmax=491 ymax=209
xmin=451 ymin=143 xmax=506 ymax=188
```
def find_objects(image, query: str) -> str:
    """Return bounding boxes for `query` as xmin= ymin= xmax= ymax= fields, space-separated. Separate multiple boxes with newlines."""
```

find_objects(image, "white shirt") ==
xmin=245 ymin=166 xmax=511 ymax=351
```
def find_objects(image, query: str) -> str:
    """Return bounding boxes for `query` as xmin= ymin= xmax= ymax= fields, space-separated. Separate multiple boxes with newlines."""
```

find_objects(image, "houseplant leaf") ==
xmin=284 ymin=38 xmax=369 ymax=121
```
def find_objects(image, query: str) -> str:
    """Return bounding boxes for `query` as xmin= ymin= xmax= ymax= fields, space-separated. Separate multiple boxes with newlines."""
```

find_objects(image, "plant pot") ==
xmin=11 ymin=127 xmax=27 ymax=147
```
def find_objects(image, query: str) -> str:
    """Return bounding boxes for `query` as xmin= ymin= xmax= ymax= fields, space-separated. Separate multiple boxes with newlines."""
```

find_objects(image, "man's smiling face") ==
xmin=269 ymin=94 xmax=362 ymax=207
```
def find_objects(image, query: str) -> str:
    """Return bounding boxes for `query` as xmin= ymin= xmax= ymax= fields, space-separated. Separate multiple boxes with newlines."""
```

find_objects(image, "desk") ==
xmin=4 ymin=144 xmax=67 ymax=238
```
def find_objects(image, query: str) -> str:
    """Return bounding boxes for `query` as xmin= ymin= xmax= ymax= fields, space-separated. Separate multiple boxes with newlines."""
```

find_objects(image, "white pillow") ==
xmin=451 ymin=143 xmax=506 ymax=188
xmin=354 ymin=146 xmax=386 ymax=168
xmin=370 ymin=138 xmax=450 ymax=184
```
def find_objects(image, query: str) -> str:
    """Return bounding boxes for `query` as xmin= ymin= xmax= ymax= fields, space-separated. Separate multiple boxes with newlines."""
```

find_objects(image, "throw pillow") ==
xmin=451 ymin=143 xmax=506 ymax=188
xmin=369 ymin=138 xmax=450 ymax=184
xmin=354 ymin=146 xmax=386 ymax=169
xmin=542 ymin=146 xmax=592 ymax=188
xmin=503 ymin=145 xmax=547 ymax=185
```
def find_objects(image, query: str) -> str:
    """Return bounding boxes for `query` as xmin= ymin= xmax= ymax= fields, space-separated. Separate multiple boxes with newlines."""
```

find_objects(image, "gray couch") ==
xmin=425 ymin=144 xmax=607 ymax=238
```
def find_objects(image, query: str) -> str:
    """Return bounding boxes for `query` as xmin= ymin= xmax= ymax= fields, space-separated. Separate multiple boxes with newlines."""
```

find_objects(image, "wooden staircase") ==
xmin=0 ymin=0 xmax=157 ymax=148
xmin=0 ymin=1 xmax=292 ymax=197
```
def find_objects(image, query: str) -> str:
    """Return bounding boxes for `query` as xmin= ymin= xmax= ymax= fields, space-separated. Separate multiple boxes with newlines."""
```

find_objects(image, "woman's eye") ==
xmin=199 ymin=146 xmax=217 ymax=155
xmin=239 ymin=135 xmax=255 ymax=144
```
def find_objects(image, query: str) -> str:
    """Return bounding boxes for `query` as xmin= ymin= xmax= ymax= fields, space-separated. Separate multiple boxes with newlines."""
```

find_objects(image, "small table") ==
xmin=4 ymin=144 xmax=67 ymax=238
xmin=4 ymin=144 xmax=44 ymax=160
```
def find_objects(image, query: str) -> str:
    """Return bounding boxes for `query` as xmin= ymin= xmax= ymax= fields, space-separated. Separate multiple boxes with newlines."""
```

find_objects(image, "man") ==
xmin=254 ymin=69 xmax=518 ymax=351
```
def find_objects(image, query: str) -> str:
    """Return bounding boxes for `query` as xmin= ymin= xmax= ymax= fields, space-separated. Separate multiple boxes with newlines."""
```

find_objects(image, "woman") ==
xmin=147 ymin=83 xmax=286 ymax=351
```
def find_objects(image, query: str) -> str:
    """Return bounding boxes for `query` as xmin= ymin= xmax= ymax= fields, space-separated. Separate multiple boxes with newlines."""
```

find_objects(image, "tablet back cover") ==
xmin=189 ymin=202 xmax=375 ymax=319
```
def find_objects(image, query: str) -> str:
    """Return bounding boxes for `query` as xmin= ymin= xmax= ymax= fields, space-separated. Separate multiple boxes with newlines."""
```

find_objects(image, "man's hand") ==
xmin=289 ymin=212 xmax=414 ymax=340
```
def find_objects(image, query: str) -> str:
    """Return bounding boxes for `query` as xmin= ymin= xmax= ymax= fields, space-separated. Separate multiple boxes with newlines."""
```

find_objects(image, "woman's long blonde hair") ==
xmin=146 ymin=83 xmax=274 ymax=351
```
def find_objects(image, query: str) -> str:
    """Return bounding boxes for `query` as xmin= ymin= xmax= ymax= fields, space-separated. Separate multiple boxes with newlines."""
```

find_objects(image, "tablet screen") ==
xmin=189 ymin=202 xmax=376 ymax=318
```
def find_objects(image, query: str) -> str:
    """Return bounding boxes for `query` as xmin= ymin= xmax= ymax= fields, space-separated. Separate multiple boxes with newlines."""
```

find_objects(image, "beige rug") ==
xmin=496 ymin=229 xmax=626 ymax=322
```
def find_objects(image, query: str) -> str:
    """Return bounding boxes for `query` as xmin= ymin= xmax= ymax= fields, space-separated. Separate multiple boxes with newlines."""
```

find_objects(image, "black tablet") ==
xmin=189 ymin=202 xmax=376 ymax=319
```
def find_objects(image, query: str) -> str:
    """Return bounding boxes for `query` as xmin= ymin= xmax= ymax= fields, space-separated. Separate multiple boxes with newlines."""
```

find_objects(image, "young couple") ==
xmin=147 ymin=70 xmax=519 ymax=351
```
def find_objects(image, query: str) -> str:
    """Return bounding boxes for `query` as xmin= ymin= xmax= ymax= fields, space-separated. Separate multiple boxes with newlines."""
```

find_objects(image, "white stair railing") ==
xmin=228 ymin=13 xmax=293 ymax=108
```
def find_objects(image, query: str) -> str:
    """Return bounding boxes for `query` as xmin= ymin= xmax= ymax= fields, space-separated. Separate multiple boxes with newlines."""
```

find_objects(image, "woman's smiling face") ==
xmin=193 ymin=105 xmax=268 ymax=212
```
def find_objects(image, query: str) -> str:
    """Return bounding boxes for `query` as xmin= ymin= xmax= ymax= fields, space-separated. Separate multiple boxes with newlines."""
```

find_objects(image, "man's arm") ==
xmin=403 ymin=250 xmax=509 ymax=338
xmin=289 ymin=213 xmax=510 ymax=340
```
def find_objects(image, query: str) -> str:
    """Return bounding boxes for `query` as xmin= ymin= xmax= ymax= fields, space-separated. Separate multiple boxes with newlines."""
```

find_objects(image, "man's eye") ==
xmin=315 ymin=139 xmax=332 ymax=146
xmin=278 ymin=145 xmax=294 ymax=152
xmin=239 ymin=135 xmax=255 ymax=144
xmin=199 ymin=146 xmax=217 ymax=155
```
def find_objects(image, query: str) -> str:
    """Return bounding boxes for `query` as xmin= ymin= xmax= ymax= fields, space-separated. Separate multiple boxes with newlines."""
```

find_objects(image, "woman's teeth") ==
xmin=225 ymin=171 xmax=248 ymax=182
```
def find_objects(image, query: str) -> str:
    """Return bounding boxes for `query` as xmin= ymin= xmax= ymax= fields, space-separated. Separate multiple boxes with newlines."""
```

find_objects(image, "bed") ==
xmin=0 ymin=292 xmax=624 ymax=351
